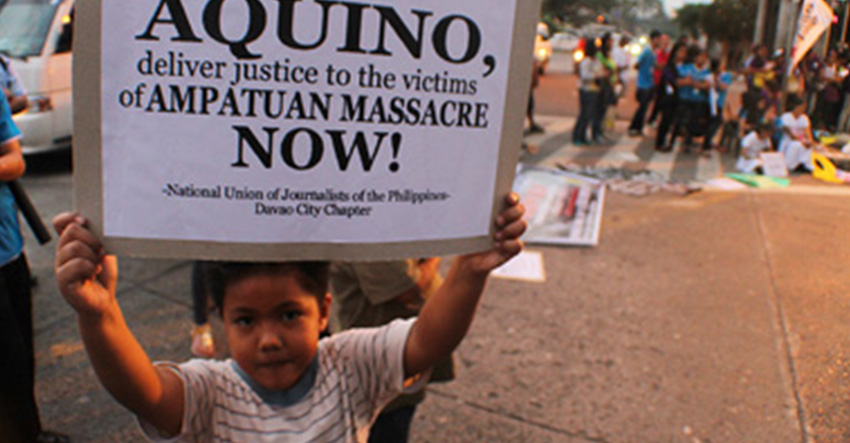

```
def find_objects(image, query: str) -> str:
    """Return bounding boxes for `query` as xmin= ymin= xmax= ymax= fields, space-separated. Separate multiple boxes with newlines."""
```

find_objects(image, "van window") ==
xmin=0 ymin=0 xmax=60 ymax=58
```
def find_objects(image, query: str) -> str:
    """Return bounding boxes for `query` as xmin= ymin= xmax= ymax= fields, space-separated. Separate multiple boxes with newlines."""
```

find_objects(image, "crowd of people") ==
xmin=568 ymin=30 xmax=850 ymax=175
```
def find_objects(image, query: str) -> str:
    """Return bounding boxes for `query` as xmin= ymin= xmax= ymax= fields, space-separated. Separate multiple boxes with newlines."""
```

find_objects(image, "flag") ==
xmin=791 ymin=0 xmax=834 ymax=69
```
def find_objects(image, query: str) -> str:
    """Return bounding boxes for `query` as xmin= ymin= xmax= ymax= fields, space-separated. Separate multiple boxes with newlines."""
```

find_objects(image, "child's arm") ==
xmin=53 ymin=213 xmax=185 ymax=436
xmin=403 ymin=194 xmax=526 ymax=377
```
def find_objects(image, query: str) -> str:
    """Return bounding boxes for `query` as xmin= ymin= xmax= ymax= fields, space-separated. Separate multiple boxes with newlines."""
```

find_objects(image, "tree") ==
xmin=543 ymin=0 xmax=668 ymax=29
xmin=674 ymin=0 xmax=758 ymax=64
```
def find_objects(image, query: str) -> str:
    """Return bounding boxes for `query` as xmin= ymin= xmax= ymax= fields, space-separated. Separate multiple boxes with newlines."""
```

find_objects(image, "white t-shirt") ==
xmin=740 ymin=132 xmax=772 ymax=159
xmin=779 ymin=112 xmax=811 ymax=153
xmin=612 ymin=46 xmax=631 ymax=84
xmin=579 ymin=58 xmax=602 ymax=92
xmin=612 ymin=46 xmax=630 ymax=70
xmin=139 ymin=319 xmax=424 ymax=443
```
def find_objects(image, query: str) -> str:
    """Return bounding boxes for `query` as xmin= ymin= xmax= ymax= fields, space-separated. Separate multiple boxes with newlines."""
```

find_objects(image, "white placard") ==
xmin=75 ymin=0 xmax=541 ymax=260
xmin=760 ymin=152 xmax=790 ymax=178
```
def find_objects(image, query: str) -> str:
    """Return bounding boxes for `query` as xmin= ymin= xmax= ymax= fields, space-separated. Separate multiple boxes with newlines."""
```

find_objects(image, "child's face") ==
xmin=222 ymin=273 xmax=330 ymax=391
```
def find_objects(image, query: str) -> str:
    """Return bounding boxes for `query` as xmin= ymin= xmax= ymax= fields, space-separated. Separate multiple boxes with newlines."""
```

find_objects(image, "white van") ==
xmin=0 ymin=0 xmax=74 ymax=154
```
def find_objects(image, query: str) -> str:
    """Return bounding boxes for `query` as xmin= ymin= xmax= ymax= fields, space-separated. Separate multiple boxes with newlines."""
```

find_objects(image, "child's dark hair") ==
xmin=203 ymin=261 xmax=330 ymax=311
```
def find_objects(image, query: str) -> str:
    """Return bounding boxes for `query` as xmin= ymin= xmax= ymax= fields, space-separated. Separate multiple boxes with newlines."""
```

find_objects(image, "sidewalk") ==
xmin=23 ymin=122 xmax=850 ymax=441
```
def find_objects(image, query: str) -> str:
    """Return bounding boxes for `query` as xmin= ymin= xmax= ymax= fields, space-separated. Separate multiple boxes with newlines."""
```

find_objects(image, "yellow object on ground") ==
xmin=812 ymin=152 xmax=847 ymax=184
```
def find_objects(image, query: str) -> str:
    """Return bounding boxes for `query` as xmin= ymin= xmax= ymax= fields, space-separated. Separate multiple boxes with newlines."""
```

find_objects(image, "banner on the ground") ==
xmin=791 ymin=0 xmax=834 ymax=69
xmin=74 ymin=0 xmax=541 ymax=260
xmin=513 ymin=166 xmax=606 ymax=247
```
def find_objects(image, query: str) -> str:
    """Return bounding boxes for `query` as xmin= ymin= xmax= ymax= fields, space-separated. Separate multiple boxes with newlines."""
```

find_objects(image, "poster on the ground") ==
xmin=760 ymin=152 xmax=789 ymax=178
xmin=74 ymin=0 xmax=541 ymax=260
xmin=513 ymin=165 xmax=606 ymax=247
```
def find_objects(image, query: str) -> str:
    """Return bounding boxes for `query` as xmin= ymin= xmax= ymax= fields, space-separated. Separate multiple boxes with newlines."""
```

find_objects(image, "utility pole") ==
xmin=755 ymin=0 xmax=769 ymax=43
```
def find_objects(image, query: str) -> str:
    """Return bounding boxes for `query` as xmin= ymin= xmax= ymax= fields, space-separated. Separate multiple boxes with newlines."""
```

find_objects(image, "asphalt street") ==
xmin=18 ymin=52 xmax=850 ymax=442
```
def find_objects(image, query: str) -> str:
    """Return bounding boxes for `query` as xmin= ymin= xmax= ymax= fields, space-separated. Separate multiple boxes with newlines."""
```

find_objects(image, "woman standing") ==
xmin=655 ymin=42 xmax=688 ymax=152
xmin=595 ymin=34 xmax=617 ymax=141
xmin=573 ymin=40 xmax=603 ymax=145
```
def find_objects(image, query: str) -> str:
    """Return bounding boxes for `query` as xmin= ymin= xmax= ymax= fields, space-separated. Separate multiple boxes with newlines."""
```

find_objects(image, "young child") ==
xmin=736 ymin=123 xmax=774 ymax=174
xmin=52 ymin=195 xmax=526 ymax=442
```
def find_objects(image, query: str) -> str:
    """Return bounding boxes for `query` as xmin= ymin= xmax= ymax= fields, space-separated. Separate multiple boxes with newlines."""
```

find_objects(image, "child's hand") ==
xmin=460 ymin=194 xmax=526 ymax=274
xmin=53 ymin=212 xmax=118 ymax=318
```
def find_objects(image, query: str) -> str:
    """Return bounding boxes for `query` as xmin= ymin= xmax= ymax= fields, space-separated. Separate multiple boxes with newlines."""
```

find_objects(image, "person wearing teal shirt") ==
xmin=0 ymin=94 xmax=68 ymax=442
xmin=671 ymin=46 xmax=712 ymax=154
xmin=629 ymin=30 xmax=662 ymax=136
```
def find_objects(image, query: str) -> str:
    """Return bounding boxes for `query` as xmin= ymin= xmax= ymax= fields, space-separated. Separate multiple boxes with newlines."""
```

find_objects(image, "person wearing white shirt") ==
xmin=779 ymin=97 xmax=815 ymax=172
xmin=737 ymin=124 xmax=773 ymax=174
xmin=612 ymin=36 xmax=632 ymax=98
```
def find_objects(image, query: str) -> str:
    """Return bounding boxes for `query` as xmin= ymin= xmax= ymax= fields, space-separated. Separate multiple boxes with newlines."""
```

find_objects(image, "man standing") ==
xmin=629 ymin=30 xmax=662 ymax=136
xmin=0 ymin=55 xmax=28 ymax=114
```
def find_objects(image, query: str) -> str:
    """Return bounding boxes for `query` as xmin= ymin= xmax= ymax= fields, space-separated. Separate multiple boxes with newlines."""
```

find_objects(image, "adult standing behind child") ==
xmin=51 ymin=195 xmax=526 ymax=442
xmin=329 ymin=258 xmax=449 ymax=443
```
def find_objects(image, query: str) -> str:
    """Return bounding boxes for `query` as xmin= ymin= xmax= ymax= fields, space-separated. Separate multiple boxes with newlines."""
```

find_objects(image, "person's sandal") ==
xmin=191 ymin=323 xmax=215 ymax=358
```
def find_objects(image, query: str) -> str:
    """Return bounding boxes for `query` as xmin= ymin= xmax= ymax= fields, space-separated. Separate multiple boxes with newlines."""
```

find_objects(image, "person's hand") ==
xmin=460 ymin=194 xmax=526 ymax=274
xmin=53 ymin=212 xmax=118 ymax=318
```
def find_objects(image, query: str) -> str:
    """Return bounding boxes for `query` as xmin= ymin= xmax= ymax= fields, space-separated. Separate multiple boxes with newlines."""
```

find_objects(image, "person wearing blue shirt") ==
xmin=0 ymin=94 xmax=66 ymax=442
xmin=706 ymin=60 xmax=734 ymax=154
xmin=0 ymin=55 xmax=28 ymax=114
xmin=671 ymin=46 xmax=712 ymax=154
xmin=629 ymin=30 xmax=662 ymax=136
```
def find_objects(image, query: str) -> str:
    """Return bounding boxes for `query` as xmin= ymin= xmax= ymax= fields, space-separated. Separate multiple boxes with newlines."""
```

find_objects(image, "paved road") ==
xmin=19 ymin=111 xmax=850 ymax=441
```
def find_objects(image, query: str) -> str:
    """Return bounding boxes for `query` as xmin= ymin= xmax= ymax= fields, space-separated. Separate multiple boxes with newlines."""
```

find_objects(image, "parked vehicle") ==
xmin=535 ymin=33 xmax=552 ymax=75
xmin=549 ymin=32 xmax=580 ymax=52
xmin=0 ymin=0 xmax=74 ymax=154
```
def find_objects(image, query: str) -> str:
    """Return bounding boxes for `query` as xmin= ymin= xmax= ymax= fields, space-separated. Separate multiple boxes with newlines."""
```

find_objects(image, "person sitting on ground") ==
xmin=779 ymin=96 xmax=816 ymax=172
xmin=736 ymin=123 xmax=774 ymax=174
xmin=51 ymin=195 xmax=526 ymax=442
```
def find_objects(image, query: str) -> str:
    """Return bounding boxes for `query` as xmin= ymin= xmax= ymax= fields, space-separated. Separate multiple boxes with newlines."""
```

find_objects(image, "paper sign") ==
xmin=760 ymin=152 xmax=790 ymax=178
xmin=513 ymin=165 xmax=606 ymax=247
xmin=74 ymin=0 xmax=541 ymax=261
xmin=492 ymin=251 xmax=546 ymax=283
